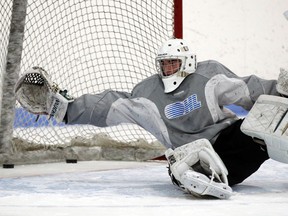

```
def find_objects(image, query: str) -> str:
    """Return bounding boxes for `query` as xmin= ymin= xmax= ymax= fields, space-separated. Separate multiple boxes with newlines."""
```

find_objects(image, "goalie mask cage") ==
xmin=0 ymin=0 xmax=182 ymax=164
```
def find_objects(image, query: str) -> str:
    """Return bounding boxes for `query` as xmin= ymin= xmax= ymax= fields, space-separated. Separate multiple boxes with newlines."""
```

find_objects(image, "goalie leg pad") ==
xmin=165 ymin=139 xmax=232 ymax=199
xmin=241 ymin=95 xmax=288 ymax=163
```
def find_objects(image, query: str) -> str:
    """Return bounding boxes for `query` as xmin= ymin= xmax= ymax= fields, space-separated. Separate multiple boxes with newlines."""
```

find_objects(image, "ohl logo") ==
xmin=164 ymin=94 xmax=201 ymax=119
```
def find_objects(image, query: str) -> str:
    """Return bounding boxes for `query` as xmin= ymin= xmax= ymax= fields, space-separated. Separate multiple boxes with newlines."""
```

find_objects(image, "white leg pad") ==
xmin=181 ymin=170 xmax=232 ymax=199
xmin=165 ymin=139 xmax=232 ymax=199
xmin=241 ymin=95 xmax=288 ymax=163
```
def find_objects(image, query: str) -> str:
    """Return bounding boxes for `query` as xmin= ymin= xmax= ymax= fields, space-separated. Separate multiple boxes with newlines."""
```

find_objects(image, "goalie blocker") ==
xmin=15 ymin=67 xmax=74 ymax=122
xmin=241 ymin=94 xmax=288 ymax=163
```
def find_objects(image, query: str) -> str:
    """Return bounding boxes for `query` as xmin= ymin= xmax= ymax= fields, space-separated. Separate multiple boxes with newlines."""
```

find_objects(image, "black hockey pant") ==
xmin=213 ymin=119 xmax=269 ymax=186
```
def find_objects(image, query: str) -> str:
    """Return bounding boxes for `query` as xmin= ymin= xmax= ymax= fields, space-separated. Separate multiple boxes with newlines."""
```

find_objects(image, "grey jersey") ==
xmin=66 ymin=60 xmax=279 ymax=149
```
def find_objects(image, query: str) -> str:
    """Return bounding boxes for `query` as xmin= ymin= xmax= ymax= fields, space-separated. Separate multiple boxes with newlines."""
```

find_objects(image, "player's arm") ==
xmin=15 ymin=67 xmax=171 ymax=146
xmin=15 ymin=67 xmax=131 ymax=125
xmin=65 ymin=90 xmax=131 ymax=126
xmin=211 ymin=61 xmax=280 ymax=110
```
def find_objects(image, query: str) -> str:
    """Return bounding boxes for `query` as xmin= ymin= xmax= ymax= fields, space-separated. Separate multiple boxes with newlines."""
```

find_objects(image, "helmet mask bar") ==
xmin=156 ymin=56 xmax=186 ymax=78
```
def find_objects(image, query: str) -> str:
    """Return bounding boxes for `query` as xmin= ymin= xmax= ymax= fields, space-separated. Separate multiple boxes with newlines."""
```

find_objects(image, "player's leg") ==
xmin=214 ymin=68 xmax=288 ymax=185
xmin=165 ymin=138 xmax=232 ymax=199
xmin=213 ymin=119 xmax=269 ymax=186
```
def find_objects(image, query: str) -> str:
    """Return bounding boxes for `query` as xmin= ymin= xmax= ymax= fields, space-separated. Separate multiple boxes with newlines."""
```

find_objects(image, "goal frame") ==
xmin=0 ymin=0 xmax=183 ymax=165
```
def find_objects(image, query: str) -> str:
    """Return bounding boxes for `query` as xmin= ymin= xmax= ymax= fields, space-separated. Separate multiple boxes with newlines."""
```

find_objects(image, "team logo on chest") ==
xmin=164 ymin=94 xmax=202 ymax=119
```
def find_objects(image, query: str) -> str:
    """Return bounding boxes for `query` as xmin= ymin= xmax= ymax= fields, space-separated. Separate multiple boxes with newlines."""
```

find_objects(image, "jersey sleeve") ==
xmin=203 ymin=61 xmax=279 ymax=111
xmin=66 ymin=90 xmax=131 ymax=126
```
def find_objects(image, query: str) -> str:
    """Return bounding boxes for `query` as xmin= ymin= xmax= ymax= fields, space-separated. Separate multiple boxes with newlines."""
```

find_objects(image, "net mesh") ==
xmin=3 ymin=0 xmax=175 ymax=154
xmin=0 ymin=1 xmax=12 ymax=115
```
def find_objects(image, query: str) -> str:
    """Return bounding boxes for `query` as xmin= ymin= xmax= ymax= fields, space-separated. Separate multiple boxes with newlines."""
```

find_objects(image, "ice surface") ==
xmin=0 ymin=159 xmax=288 ymax=216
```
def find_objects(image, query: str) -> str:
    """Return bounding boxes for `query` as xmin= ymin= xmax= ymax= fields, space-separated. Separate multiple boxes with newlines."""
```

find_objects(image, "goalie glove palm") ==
xmin=15 ymin=67 xmax=73 ymax=122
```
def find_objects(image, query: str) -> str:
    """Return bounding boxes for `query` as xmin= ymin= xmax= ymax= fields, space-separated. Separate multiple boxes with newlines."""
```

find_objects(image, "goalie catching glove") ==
xmin=165 ymin=139 xmax=232 ymax=199
xmin=15 ymin=67 xmax=73 ymax=122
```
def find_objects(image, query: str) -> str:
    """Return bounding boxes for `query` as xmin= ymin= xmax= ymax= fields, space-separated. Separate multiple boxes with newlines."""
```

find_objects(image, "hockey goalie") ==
xmin=14 ymin=39 xmax=288 ymax=199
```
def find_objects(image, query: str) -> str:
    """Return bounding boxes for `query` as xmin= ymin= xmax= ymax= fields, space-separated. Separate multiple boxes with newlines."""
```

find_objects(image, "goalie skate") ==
xmin=181 ymin=170 xmax=232 ymax=199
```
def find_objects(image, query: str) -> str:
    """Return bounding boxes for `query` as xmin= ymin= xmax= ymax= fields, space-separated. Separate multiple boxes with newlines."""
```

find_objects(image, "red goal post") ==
xmin=0 ymin=0 xmax=183 ymax=164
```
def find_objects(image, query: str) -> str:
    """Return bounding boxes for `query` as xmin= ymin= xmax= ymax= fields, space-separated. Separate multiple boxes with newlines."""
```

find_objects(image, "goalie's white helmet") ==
xmin=156 ymin=39 xmax=197 ymax=93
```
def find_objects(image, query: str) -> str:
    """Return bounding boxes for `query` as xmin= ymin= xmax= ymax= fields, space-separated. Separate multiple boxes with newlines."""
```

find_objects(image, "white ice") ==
xmin=0 ymin=159 xmax=288 ymax=216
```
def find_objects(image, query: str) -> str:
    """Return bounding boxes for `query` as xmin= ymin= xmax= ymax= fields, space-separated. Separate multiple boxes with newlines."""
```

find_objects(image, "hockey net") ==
xmin=0 ymin=0 xmax=181 ymax=164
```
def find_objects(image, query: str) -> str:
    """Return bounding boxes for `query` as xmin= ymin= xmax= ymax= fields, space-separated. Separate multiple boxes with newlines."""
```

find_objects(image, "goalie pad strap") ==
xmin=198 ymin=147 xmax=228 ymax=184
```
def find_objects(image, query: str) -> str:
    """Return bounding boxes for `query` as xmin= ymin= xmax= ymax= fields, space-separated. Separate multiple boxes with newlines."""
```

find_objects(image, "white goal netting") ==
xmin=0 ymin=0 xmax=180 ymax=163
